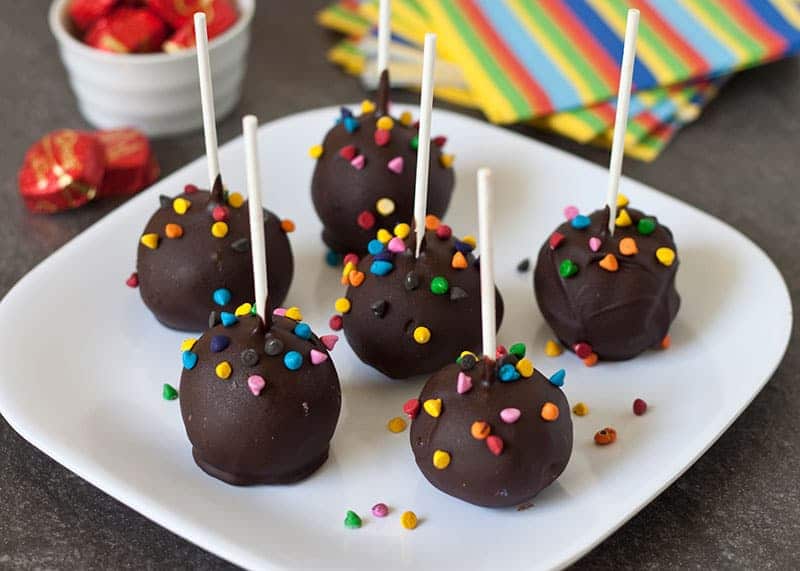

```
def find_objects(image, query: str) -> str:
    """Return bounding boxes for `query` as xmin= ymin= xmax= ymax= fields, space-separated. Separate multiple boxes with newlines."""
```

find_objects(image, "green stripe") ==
xmin=519 ymin=1 xmax=610 ymax=98
xmin=405 ymin=0 xmax=429 ymax=19
xmin=692 ymin=0 xmax=765 ymax=61
xmin=329 ymin=5 xmax=370 ymax=27
xmin=570 ymin=107 xmax=609 ymax=134
xmin=441 ymin=0 xmax=531 ymax=116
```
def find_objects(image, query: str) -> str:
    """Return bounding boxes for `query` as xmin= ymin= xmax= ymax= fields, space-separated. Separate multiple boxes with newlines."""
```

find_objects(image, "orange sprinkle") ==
xmin=619 ymin=237 xmax=638 ymax=256
xmin=598 ymin=253 xmax=618 ymax=272
xmin=540 ymin=402 xmax=559 ymax=421
xmin=470 ymin=421 xmax=491 ymax=440
xmin=594 ymin=427 xmax=617 ymax=445
xmin=281 ymin=219 xmax=296 ymax=233
xmin=451 ymin=251 xmax=468 ymax=269
xmin=425 ymin=214 xmax=440 ymax=230
xmin=660 ymin=334 xmax=671 ymax=349
xmin=164 ymin=223 xmax=183 ymax=239
xmin=583 ymin=353 xmax=599 ymax=367
xmin=348 ymin=270 xmax=365 ymax=287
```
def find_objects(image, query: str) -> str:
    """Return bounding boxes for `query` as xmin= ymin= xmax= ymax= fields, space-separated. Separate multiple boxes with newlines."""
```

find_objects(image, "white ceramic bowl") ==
xmin=49 ymin=0 xmax=254 ymax=137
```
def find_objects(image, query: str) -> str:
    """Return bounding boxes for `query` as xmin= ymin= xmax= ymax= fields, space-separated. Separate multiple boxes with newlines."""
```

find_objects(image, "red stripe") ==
xmin=592 ymin=102 xmax=616 ymax=125
xmin=636 ymin=0 xmax=712 ymax=77
xmin=634 ymin=110 xmax=660 ymax=132
xmin=540 ymin=0 xmax=620 ymax=92
xmin=723 ymin=0 xmax=788 ymax=58
xmin=458 ymin=0 xmax=553 ymax=114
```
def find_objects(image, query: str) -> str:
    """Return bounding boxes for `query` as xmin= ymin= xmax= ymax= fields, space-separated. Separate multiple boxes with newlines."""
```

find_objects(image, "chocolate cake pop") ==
xmin=179 ymin=307 xmax=341 ymax=485
xmin=135 ymin=177 xmax=294 ymax=331
xmin=333 ymin=219 xmax=503 ymax=379
xmin=533 ymin=199 xmax=679 ymax=362
xmin=409 ymin=349 xmax=572 ymax=507
xmin=309 ymin=70 xmax=455 ymax=256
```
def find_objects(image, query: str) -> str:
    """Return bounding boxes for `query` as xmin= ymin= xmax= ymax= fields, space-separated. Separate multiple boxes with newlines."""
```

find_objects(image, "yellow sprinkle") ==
xmin=376 ymin=228 xmax=392 ymax=244
xmin=180 ymin=338 xmax=197 ymax=352
xmin=656 ymin=247 xmax=676 ymax=267
xmin=227 ymin=192 xmax=244 ymax=208
xmin=341 ymin=261 xmax=356 ymax=279
xmin=423 ymin=398 xmax=441 ymax=418
xmin=211 ymin=221 xmax=229 ymax=238
xmin=376 ymin=115 xmax=394 ymax=130
xmin=413 ymin=326 xmax=431 ymax=344
xmin=399 ymin=111 xmax=413 ymax=126
xmin=376 ymin=197 xmax=395 ymax=217
xmin=440 ymin=153 xmax=455 ymax=168
xmin=361 ymin=99 xmax=375 ymax=114
xmin=308 ymin=144 xmax=323 ymax=159
xmin=432 ymin=449 xmax=450 ymax=469
xmin=545 ymin=340 xmax=563 ymax=357
xmin=572 ymin=402 xmax=589 ymax=416
xmin=140 ymin=233 xmax=159 ymax=250
xmin=616 ymin=193 xmax=629 ymax=208
xmin=393 ymin=223 xmax=411 ymax=239
xmin=334 ymin=297 xmax=351 ymax=314
xmin=400 ymin=510 xmax=418 ymax=530
xmin=284 ymin=306 xmax=302 ymax=321
xmin=234 ymin=303 xmax=252 ymax=317
xmin=615 ymin=209 xmax=632 ymax=227
xmin=516 ymin=357 xmax=534 ymax=378
xmin=387 ymin=416 xmax=407 ymax=433
xmin=461 ymin=235 xmax=477 ymax=248
xmin=215 ymin=361 xmax=232 ymax=380
xmin=172 ymin=197 xmax=191 ymax=215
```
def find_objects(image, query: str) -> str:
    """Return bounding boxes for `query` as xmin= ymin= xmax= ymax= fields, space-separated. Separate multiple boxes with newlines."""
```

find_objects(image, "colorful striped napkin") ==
xmin=317 ymin=0 xmax=800 ymax=160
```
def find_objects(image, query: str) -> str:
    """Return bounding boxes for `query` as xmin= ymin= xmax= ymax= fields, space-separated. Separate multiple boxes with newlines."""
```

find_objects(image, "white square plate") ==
xmin=0 ymin=107 xmax=791 ymax=570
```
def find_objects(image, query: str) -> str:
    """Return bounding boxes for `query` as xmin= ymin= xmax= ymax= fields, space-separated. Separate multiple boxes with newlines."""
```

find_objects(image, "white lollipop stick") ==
xmin=243 ymin=115 xmax=268 ymax=323
xmin=477 ymin=168 xmax=496 ymax=358
xmin=413 ymin=33 xmax=436 ymax=258
xmin=195 ymin=13 xmax=220 ymax=189
xmin=377 ymin=0 xmax=391 ymax=77
xmin=605 ymin=9 xmax=639 ymax=235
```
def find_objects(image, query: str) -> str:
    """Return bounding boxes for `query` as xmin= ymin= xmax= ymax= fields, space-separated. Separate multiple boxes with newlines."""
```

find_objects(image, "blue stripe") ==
xmin=652 ymin=0 xmax=738 ymax=71
xmin=567 ymin=1 xmax=658 ymax=88
xmin=477 ymin=0 xmax=581 ymax=108
xmin=744 ymin=0 xmax=800 ymax=54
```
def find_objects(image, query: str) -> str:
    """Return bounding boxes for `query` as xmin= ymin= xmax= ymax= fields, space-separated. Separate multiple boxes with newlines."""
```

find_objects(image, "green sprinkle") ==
xmin=509 ymin=343 xmax=526 ymax=358
xmin=410 ymin=135 xmax=419 ymax=150
xmin=559 ymin=259 xmax=579 ymax=278
xmin=344 ymin=510 xmax=362 ymax=529
xmin=430 ymin=276 xmax=449 ymax=295
xmin=637 ymin=217 xmax=656 ymax=235
xmin=162 ymin=383 xmax=178 ymax=401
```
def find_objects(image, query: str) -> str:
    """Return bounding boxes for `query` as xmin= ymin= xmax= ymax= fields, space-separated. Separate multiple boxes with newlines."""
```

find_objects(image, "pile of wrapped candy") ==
xmin=18 ymin=128 xmax=159 ymax=213
xmin=68 ymin=0 xmax=238 ymax=54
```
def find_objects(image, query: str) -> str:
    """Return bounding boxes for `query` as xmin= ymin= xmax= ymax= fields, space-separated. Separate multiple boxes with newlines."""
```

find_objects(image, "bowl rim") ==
xmin=48 ymin=0 xmax=255 ymax=64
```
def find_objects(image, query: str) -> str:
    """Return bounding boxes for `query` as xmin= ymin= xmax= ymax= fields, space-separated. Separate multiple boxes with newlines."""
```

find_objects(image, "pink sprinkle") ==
xmin=564 ymin=205 xmax=579 ymax=221
xmin=320 ymin=334 xmax=339 ymax=350
xmin=247 ymin=375 xmax=266 ymax=396
xmin=589 ymin=237 xmax=602 ymax=252
xmin=310 ymin=349 xmax=328 ymax=365
xmin=496 ymin=345 xmax=508 ymax=358
xmin=212 ymin=205 xmax=228 ymax=222
xmin=125 ymin=272 xmax=139 ymax=288
xmin=273 ymin=308 xmax=287 ymax=316
xmin=374 ymin=129 xmax=390 ymax=147
xmin=387 ymin=156 xmax=404 ymax=174
xmin=387 ymin=236 xmax=405 ymax=253
xmin=500 ymin=408 xmax=521 ymax=424
xmin=351 ymin=155 xmax=365 ymax=170
xmin=435 ymin=224 xmax=452 ymax=240
xmin=371 ymin=503 xmax=389 ymax=517
xmin=457 ymin=371 xmax=473 ymax=394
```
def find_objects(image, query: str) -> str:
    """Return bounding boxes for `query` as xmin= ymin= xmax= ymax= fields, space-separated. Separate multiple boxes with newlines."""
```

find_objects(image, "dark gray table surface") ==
xmin=1 ymin=2 xmax=798 ymax=569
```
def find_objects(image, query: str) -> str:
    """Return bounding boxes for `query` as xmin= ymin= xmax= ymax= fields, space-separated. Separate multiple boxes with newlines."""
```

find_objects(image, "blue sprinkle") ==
xmin=367 ymin=239 xmax=385 ymax=255
xmin=343 ymin=116 xmax=359 ymax=133
xmin=498 ymin=364 xmax=521 ymax=382
xmin=182 ymin=351 xmax=198 ymax=370
xmin=210 ymin=335 xmax=230 ymax=353
xmin=294 ymin=323 xmax=312 ymax=340
xmin=454 ymin=240 xmax=475 ymax=254
xmin=325 ymin=250 xmax=342 ymax=267
xmin=220 ymin=312 xmax=238 ymax=327
xmin=284 ymin=351 xmax=303 ymax=370
xmin=373 ymin=251 xmax=393 ymax=262
xmin=549 ymin=369 xmax=566 ymax=387
xmin=212 ymin=288 xmax=232 ymax=306
xmin=571 ymin=215 xmax=591 ymax=230
xmin=370 ymin=260 xmax=394 ymax=276
xmin=340 ymin=106 xmax=353 ymax=119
